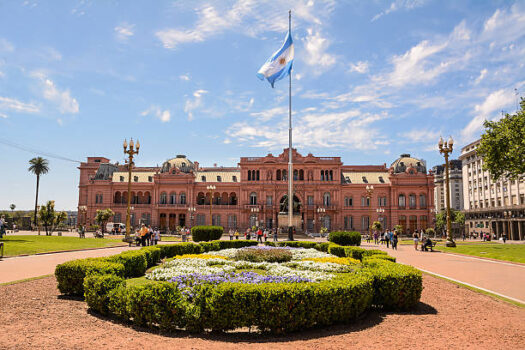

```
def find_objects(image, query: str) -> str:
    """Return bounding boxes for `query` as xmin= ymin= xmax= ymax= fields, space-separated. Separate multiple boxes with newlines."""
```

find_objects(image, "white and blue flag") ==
xmin=257 ymin=31 xmax=294 ymax=88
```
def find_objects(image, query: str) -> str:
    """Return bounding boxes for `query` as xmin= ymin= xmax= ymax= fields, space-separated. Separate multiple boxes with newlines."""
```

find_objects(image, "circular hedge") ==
xmin=57 ymin=240 xmax=422 ymax=334
xmin=191 ymin=226 xmax=223 ymax=242
xmin=328 ymin=231 xmax=362 ymax=246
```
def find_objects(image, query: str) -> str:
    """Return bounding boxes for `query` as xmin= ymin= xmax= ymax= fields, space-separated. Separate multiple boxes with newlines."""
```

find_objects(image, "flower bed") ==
xmin=57 ymin=241 xmax=422 ymax=334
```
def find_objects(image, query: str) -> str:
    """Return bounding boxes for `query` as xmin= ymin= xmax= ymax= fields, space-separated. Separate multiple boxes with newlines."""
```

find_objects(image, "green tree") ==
xmin=28 ymin=157 xmax=49 ymax=228
xmin=435 ymin=209 xmax=464 ymax=233
xmin=95 ymin=208 xmax=115 ymax=234
xmin=37 ymin=200 xmax=67 ymax=235
xmin=477 ymin=97 xmax=525 ymax=181
xmin=394 ymin=224 xmax=403 ymax=235
xmin=372 ymin=221 xmax=382 ymax=232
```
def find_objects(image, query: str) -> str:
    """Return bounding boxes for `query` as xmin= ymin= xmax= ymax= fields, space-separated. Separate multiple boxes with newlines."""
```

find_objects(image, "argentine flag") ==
xmin=257 ymin=31 xmax=294 ymax=88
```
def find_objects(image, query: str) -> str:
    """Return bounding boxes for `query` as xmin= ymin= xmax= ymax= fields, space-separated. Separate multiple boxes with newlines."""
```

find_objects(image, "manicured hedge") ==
xmin=363 ymin=255 xmax=396 ymax=263
xmin=275 ymin=241 xmax=318 ymax=249
xmin=191 ymin=226 xmax=223 ymax=242
xmin=102 ymin=273 xmax=374 ymax=334
xmin=158 ymin=242 xmax=202 ymax=259
xmin=55 ymin=258 xmax=125 ymax=296
xmin=106 ymin=250 xmax=148 ymax=278
xmin=214 ymin=240 xmax=258 ymax=250
xmin=141 ymin=246 xmax=162 ymax=268
xmin=84 ymin=274 xmax=125 ymax=315
xmin=362 ymin=259 xmax=422 ymax=311
xmin=328 ymin=231 xmax=362 ymax=246
xmin=362 ymin=249 xmax=387 ymax=257
xmin=199 ymin=241 xmax=221 ymax=252
xmin=316 ymin=242 xmax=330 ymax=252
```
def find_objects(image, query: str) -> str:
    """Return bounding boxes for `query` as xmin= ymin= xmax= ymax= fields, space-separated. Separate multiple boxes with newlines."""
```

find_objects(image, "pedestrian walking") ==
xmin=503 ymin=233 xmax=507 ymax=243
xmin=385 ymin=231 xmax=390 ymax=248
xmin=273 ymin=228 xmax=278 ymax=242
xmin=257 ymin=228 xmax=263 ymax=243
xmin=413 ymin=232 xmax=419 ymax=251
xmin=229 ymin=229 xmax=234 ymax=241
xmin=234 ymin=229 xmax=239 ymax=240
xmin=392 ymin=231 xmax=398 ymax=250
xmin=374 ymin=231 xmax=379 ymax=244
xmin=0 ymin=216 xmax=6 ymax=239
xmin=139 ymin=224 xmax=148 ymax=246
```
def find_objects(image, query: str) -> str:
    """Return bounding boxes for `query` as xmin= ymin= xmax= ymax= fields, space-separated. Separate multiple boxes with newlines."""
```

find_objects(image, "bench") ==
xmin=421 ymin=240 xmax=437 ymax=252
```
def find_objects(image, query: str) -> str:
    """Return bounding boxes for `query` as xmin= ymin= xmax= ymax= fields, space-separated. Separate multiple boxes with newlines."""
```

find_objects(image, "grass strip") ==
xmin=0 ymin=274 xmax=53 ymax=286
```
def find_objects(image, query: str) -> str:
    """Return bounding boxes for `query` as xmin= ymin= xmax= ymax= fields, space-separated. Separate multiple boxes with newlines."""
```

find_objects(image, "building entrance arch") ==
xmin=279 ymin=194 xmax=301 ymax=213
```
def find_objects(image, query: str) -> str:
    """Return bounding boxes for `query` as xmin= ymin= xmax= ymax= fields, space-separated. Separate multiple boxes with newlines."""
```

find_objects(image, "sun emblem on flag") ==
xmin=279 ymin=57 xmax=286 ymax=65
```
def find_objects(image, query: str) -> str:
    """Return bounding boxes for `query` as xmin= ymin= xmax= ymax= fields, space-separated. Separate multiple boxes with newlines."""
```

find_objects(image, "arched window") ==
xmin=282 ymin=170 xmax=287 ymax=180
xmin=180 ymin=192 xmax=186 ymax=205
xmin=213 ymin=192 xmax=221 ymax=205
xmin=130 ymin=192 xmax=136 ymax=204
xmin=221 ymin=192 xmax=228 ymax=205
xmin=299 ymin=169 xmax=304 ymax=181
xmin=256 ymin=170 xmax=260 ymax=181
xmin=293 ymin=169 xmax=298 ymax=181
xmin=409 ymin=194 xmax=416 ymax=209
xmin=419 ymin=194 xmax=427 ymax=209
xmin=345 ymin=197 xmax=353 ymax=207
xmin=114 ymin=192 xmax=121 ymax=204
xmin=250 ymin=192 xmax=257 ymax=205
xmin=160 ymin=192 xmax=167 ymax=204
xmin=329 ymin=170 xmax=333 ymax=181
xmin=169 ymin=192 xmax=176 ymax=205
xmin=197 ymin=192 xmax=205 ymax=205
xmin=321 ymin=170 xmax=325 ymax=181
xmin=229 ymin=192 xmax=237 ymax=205
xmin=248 ymin=170 xmax=251 ymax=181
xmin=144 ymin=191 xmax=151 ymax=204
xmin=398 ymin=194 xmax=406 ymax=208
xmin=323 ymin=192 xmax=331 ymax=206
xmin=276 ymin=169 xmax=281 ymax=181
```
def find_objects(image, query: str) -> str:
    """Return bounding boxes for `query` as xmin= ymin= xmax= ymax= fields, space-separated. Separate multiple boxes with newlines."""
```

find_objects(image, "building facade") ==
xmin=78 ymin=149 xmax=435 ymax=235
xmin=460 ymin=140 xmax=525 ymax=240
xmin=432 ymin=160 xmax=463 ymax=212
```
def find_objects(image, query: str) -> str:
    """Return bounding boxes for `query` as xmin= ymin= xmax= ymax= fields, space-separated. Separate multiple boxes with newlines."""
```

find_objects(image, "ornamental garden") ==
xmin=55 ymin=228 xmax=422 ymax=334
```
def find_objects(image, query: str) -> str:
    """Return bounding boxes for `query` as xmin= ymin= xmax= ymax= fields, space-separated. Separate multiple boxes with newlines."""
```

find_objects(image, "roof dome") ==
xmin=390 ymin=154 xmax=426 ymax=174
xmin=160 ymin=155 xmax=194 ymax=173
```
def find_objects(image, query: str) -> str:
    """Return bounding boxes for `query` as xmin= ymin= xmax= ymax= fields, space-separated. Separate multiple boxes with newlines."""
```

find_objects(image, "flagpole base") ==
xmin=288 ymin=226 xmax=294 ymax=241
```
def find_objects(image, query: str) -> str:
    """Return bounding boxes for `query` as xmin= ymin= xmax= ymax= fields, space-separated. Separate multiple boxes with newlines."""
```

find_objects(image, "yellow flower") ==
xmin=175 ymin=254 xmax=227 ymax=260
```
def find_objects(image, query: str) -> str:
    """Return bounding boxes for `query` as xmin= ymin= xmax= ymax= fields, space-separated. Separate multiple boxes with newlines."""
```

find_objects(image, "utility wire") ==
xmin=0 ymin=139 xmax=81 ymax=163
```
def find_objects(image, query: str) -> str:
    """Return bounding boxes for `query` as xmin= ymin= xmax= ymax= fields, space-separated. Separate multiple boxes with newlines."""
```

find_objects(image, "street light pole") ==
xmin=366 ymin=185 xmax=374 ymax=237
xmin=251 ymin=207 xmax=260 ymax=228
xmin=188 ymin=207 xmax=196 ymax=228
xmin=439 ymin=136 xmax=456 ymax=247
xmin=207 ymin=185 xmax=216 ymax=225
xmin=123 ymin=138 xmax=139 ymax=242
xmin=317 ymin=207 xmax=325 ymax=233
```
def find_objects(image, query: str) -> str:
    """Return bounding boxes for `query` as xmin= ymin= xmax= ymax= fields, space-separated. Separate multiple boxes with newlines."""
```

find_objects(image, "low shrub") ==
xmin=275 ymin=241 xmax=318 ymax=249
xmin=106 ymin=250 xmax=148 ymax=277
xmin=84 ymin=274 xmax=125 ymax=315
xmin=328 ymin=244 xmax=346 ymax=257
xmin=214 ymin=240 xmax=258 ymax=250
xmin=343 ymin=246 xmax=367 ymax=260
xmin=191 ymin=226 xmax=223 ymax=242
xmin=199 ymin=241 xmax=221 ymax=252
xmin=363 ymin=255 xmax=396 ymax=263
xmin=55 ymin=258 xmax=125 ymax=296
xmin=158 ymin=242 xmax=202 ymax=259
xmin=328 ymin=231 xmax=362 ymax=246
xmin=141 ymin=246 xmax=161 ymax=268
xmin=362 ymin=260 xmax=422 ymax=310
xmin=316 ymin=242 xmax=330 ymax=252
xmin=362 ymin=249 xmax=387 ymax=257
xmin=234 ymin=248 xmax=292 ymax=263
xmin=264 ymin=242 xmax=276 ymax=247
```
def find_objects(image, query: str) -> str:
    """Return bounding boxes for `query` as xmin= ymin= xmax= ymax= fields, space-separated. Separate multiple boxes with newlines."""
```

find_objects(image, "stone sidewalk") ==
xmin=361 ymin=242 xmax=525 ymax=304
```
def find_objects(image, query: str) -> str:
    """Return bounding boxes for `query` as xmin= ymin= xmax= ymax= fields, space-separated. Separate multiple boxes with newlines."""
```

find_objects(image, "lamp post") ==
xmin=366 ymin=185 xmax=374 ymax=237
xmin=188 ymin=207 xmax=196 ymax=228
xmin=123 ymin=138 xmax=139 ymax=242
xmin=317 ymin=207 xmax=325 ymax=232
xmin=78 ymin=205 xmax=87 ymax=227
xmin=487 ymin=215 xmax=493 ymax=240
xmin=207 ymin=185 xmax=216 ymax=225
xmin=376 ymin=207 xmax=384 ymax=232
xmin=251 ymin=207 xmax=260 ymax=228
xmin=439 ymin=136 xmax=456 ymax=247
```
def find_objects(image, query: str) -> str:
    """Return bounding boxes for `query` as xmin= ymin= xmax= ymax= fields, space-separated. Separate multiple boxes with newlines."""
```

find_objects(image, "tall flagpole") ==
xmin=287 ymin=9 xmax=294 ymax=241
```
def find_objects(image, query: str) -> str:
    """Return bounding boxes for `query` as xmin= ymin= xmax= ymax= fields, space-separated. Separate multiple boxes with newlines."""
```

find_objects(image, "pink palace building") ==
xmin=78 ymin=149 xmax=435 ymax=234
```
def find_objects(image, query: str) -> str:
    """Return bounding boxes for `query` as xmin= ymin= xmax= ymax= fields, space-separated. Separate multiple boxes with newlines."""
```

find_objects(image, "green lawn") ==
xmin=436 ymin=244 xmax=525 ymax=264
xmin=0 ymin=235 xmax=126 ymax=257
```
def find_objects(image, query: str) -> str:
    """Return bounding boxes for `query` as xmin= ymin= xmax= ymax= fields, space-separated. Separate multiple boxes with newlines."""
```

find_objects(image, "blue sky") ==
xmin=1 ymin=0 xmax=524 ymax=210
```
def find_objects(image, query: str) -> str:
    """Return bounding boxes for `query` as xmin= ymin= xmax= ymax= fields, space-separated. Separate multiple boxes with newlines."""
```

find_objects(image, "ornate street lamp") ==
xmin=366 ymin=185 xmax=374 ymax=237
xmin=78 ymin=205 xmax=87 ymax=227
xmin=251 ymin=207 xmax=260 ymax=228
xmin=439 ymin=136 xmax=456 ymax=247
xmin=123 ymin=138 xmax=139 ymax=242
xmin=188 ymin=207 xmax=196 ymax=228
xmin=207 ymin=185 xmax=216 ymax=225
xmin=317 ymin=207 xmax=326 ymax=232
xmin=376 ymin=207 xmax=384 ymax=232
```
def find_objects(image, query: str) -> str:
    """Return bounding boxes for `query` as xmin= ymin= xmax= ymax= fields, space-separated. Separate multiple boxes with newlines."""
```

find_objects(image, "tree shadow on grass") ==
xmin=85 ymin=301 xmax=437 ymax=343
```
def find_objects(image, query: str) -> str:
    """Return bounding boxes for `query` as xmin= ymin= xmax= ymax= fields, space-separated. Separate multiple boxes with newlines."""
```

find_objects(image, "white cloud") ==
xmin=0 ymin=112 xmax=8 ymax=118
xmin=0 ymin=96 xmax=40 ymax=113
xmin=349 ymin=61 xmax=369 ymax=74
xmin=30 ymin=72 xmax=79 ymax=114
xmin=481 ymin=4 xmax=525 ymax=44
xmin=250 ymin=106 xmax=287 ymax=121
xmin=398 ymin=128 xmax=441 ymax=143
xmin=141 ymin=105 xmax=171 ymax=123
xmin=474 ymin=68 xmax=487 ymax=85
xmin=303 ymin=28 xmax=336 ymax=68
xmin=115 ymin=23 xmax=135 ymax=41
xmin=461 ymin=89 xmax=516 ymax=141
xmin=0 ymin=38 xmax=14 ymax=52
xmin=179 ymin=74 xmax=190 ymax=81
xmin=372 ymin=0 xmax=428 ymax=22
xmin=184 ymin=89 xmax=208 ymax=121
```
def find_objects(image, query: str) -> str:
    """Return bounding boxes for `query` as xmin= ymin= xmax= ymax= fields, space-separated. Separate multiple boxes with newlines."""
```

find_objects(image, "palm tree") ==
xmin=28 ymin=157 xmax=49 ymax=229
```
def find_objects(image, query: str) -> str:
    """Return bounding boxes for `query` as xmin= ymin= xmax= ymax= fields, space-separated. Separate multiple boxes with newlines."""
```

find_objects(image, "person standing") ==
xmin=273 ymin=227 xmax=278 ymax=242
xmin=384 ymin=231 xmax=390 ymax=248
xmin=413 ymin=232 xmax=419 ymax=251
xmin=257 ymin=228 xmax=263 ymax=243
xmin=0 ymin=216 xmax=6 ymax=239
xmin=234 ymin=229 xmax=239 ymax=240
xmin=392 ymin=231 xmax=398 ymax=250
xmin=229 ymin=229 xmax=234 ymax=240
xmin=139 ymin=224 xmax=148 ymax=246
